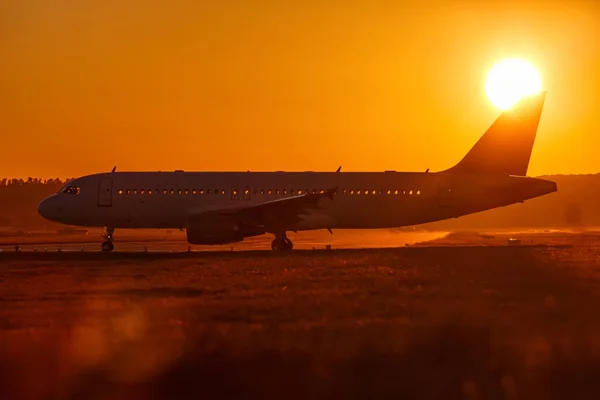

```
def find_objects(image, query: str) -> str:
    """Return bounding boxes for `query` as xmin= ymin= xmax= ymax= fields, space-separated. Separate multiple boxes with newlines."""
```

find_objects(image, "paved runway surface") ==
xmin=0 ymin=229 xmax=448 ymax=253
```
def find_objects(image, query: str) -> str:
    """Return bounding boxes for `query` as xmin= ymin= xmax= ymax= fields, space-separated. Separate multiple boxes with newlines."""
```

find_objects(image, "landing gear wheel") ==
xmin=271 ymin=237 xmax=293 ymax=251
xmin=101 ymin=241 xmax=114 ymax=252
xmin=101 ymin=227 xmax=115 ymax=252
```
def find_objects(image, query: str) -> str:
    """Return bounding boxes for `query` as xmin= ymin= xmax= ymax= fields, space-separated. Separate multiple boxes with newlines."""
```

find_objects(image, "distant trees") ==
xmin=0 ymin=177 xmax=68 ymax=187
xmin=564 ymin=202 xmax=583 ymax=226
xmin=0 ymin=178 xmax=69 ymax=227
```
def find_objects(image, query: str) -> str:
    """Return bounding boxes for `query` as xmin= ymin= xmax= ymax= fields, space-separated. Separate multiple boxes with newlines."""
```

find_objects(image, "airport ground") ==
xmin=0 ymin=228 xmax=447 ymax=253
xmin=2 ymin=230 xmax=600 ymax=399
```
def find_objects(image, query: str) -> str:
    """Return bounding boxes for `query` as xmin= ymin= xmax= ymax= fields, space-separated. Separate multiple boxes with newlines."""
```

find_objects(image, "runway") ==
xmin=1 ymin=227 xmax=592 ymax=254
xmin=0 ymin=229 xmax=448 ymax=253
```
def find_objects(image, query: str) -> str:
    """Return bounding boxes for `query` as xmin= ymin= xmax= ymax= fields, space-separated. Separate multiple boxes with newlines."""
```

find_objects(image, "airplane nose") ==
xmin=37 ymin=198 xmax=49 ymax=219
xmin=38 ymin=195 xmax=60 ymax=221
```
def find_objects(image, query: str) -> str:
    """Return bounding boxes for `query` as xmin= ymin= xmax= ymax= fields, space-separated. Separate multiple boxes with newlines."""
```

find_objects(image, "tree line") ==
xmin=0 ymin=178 xmax=73 ymax=227
xmin=0 ymin=178 xmax=73 ymax=186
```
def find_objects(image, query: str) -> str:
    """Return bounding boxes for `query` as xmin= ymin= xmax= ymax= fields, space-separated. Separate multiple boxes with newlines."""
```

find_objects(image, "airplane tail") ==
xmin=445 ymin=91 xmax=547 ymax=176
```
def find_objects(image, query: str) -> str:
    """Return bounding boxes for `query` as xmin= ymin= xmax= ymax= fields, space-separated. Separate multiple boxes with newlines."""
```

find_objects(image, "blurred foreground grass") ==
xmin=2 ymin=246 xmax=600 ymax=399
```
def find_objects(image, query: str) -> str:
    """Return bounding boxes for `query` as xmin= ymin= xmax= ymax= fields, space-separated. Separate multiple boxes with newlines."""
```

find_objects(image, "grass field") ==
xmin=2 ymin=242 xmax=600 ymax=399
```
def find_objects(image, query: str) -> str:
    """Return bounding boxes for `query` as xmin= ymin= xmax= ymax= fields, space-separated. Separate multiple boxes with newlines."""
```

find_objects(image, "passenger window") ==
xmin=260 ymin=189 xmax=264 ymax=195
xmin=417 ymin=190 xmax=421 ymax=195
xmin=185 ymin=189 xmax=189 ymax=195
xmin=118 ymin=189 xmax=123 ymax=195
xmin=140 ymin=189 xmax=145 ymax=195
xmin=357 ymin=190 xmax=361 ymax=195
xmin=192 ymin=189 xmax=197 ymax=195
xmin=291 ymin=189 xmax=296 ymax=195
xmin=232 ymin=188 xmax=238 ymax=196
xmin=275 ymin=189 xmax=280 ymax=195
xmin=342 ymin=189 xmax=347 ymax=195
xmin=387 ymin=190 xmax=391 ymax=195
xmin=409 ymin=190 xmax=413 ymax=195
xmin=207 ymin=189 xmax=212 ymax=194
xmin=162 ymin=189 xmax=167 ymax=195
xmin=244 ymin=188 xmax=249 ymax=195
xmin=170 ymin=189 xmax=175 ymax=195
xmin=283 ymin=189 xmax=287 ymax=195
xmin=133 ymin=189 xmax=138 ymax=195
xmin=350 ymin=190 xmax=354 ymax=195
xmin=372 ymin=190 xmax=376 ymax=195
xmin=221 ymin=189 xmax=225 ymax=195
xmin=126 ymin=189 xmax=131 ymax=195
xmin=394 ymin=190 xmax=398 ymax=195
xmin=199 ymin=189 xmax=204 ymax=195
xmin=148 ymin=189 xmax=153 ymax=195
xmin=297 ymin=189 xmax=302 ymax=195
xmin=268 ymin=189 xmax=272 ymax=195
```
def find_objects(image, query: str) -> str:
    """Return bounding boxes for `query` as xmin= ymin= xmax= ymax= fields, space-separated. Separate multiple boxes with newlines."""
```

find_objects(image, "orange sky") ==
xmin=1 ymin=0 xmax=598 ymax=179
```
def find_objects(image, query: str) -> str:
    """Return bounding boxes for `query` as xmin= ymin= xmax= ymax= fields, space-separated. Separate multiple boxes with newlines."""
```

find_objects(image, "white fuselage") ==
xmin=38 ymin=170 xmax=557 ymax=232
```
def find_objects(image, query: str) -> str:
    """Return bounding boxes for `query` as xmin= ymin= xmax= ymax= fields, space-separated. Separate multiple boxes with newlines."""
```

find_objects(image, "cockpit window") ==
xmin=62 ymin=186 xmax=81 ymax=195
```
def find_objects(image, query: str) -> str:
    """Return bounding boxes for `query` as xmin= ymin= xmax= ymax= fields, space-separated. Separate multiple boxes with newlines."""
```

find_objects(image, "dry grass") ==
xmin=2 ymin=246 xmax=600 ymax=399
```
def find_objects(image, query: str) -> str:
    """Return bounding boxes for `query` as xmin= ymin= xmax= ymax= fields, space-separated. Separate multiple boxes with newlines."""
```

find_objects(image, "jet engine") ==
xmin=186 ymin=215 xmax=264 ymax=245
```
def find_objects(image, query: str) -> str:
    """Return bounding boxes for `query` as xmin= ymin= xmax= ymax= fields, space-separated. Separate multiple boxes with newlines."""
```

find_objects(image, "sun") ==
xmin=485 ymin=58 xmax=542 ymax=110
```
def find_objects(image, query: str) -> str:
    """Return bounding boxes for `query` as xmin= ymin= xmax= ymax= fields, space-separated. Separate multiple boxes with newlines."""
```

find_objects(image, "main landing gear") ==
xmin=101 ymin=227 xmax=115 ymax=252
xmin=271 ymin=235 xmax=293 ymax=251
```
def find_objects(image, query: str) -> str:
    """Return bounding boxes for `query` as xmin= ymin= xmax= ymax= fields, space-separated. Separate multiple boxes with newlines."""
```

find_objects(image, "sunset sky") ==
xmin=1 ymin=0 xmax=598 ymax=179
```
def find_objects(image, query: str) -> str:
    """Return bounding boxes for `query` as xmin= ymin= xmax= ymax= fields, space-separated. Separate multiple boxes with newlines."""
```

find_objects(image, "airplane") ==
xmin=38 ymin=92 xmax=556 ymax=252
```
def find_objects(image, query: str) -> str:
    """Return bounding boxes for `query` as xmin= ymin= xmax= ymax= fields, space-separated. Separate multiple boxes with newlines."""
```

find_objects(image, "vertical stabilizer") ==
xmin=447 ymin=91 xmax=546 ymax=176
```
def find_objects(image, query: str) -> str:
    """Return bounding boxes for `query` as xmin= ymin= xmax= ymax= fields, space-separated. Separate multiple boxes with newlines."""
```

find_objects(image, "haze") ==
xmin=1 ymin=0 xmax=598 ymax=179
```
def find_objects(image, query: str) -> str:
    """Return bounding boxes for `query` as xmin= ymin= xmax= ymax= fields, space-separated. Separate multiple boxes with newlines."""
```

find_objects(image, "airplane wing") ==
xmin=187 ymin=187 xmax=337 ymax=233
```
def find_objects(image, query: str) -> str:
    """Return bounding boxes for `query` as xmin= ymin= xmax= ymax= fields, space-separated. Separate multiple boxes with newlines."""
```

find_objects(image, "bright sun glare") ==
xmin=485 ymin=58 xmax=542 ymax=110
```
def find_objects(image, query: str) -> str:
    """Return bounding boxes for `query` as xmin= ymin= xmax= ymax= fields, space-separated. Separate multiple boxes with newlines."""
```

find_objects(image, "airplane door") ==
xmin=243 ymin=186 xmax=250 ymax=200
xmin=98 ymin=178 xmax=113 ymax=207
xmin=438 ymin=181 xmax=453 ymax=207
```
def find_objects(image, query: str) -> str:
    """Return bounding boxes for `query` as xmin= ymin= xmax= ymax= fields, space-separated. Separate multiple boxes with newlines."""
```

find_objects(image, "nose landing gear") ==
xmin=101 ymin=228 xmax=115 ymax=252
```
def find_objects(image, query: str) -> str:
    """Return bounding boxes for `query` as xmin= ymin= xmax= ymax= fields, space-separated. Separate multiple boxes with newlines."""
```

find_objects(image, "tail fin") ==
xmin=446 ymin=91 xmax=547 ymax=176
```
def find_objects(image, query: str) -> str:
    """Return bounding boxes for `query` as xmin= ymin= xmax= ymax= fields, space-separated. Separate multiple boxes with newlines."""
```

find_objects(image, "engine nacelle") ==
xmin=186 ymin=230 xmax=244 ymax=245
xmin=186 ymin=217 xmax=264 ymax=245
